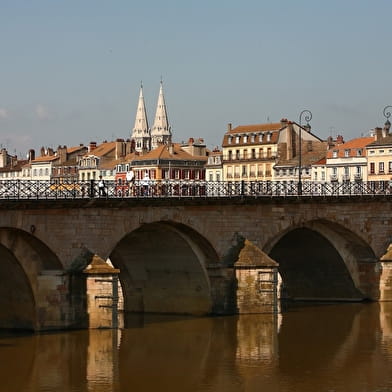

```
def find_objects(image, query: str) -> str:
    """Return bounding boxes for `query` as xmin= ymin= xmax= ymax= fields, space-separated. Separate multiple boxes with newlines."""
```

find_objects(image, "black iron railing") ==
xmin=0 ymin=179 xmax=391 ymax=200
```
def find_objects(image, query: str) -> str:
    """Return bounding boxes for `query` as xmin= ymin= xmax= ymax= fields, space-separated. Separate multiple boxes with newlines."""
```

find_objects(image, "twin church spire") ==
xmin=131 ymin=81 xmax=172 ymax=153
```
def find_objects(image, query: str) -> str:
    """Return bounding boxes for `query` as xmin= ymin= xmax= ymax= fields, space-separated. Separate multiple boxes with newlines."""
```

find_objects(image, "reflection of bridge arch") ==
xmin=0 ymin=228 xmax=63 ymax=330
xmin=265 ymin=219 xmax=378 ymax=301
xmin=109 ymin=221 xmax=220 ymax=317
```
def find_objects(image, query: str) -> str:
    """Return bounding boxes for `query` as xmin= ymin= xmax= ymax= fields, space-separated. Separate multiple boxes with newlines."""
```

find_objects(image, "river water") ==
xmin=1 ymin=302 xmax=392 ymax=392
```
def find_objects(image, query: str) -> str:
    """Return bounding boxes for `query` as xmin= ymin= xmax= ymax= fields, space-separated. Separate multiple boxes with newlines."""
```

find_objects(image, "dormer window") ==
xmin=266 ymin=132 xmax=271 ymax=142
xmin=259 ymin=133 xmax=264 ymax=142
xmin=344 ymin=149 xmax=350 ymax=157
xmin=251 ymin=134 xmax=255 ymax=143
xmin=235 ymin=136 xmax=240 ymax=144
xmin=356 ymin=149 xmax=362 ymax=156
xmin=243 ymin=135 xmax=248 ymax=143
xmin=228 ymin=136 xmax=233 ymax=145
xmin=332 ymin=150 xmax=338 ymax=158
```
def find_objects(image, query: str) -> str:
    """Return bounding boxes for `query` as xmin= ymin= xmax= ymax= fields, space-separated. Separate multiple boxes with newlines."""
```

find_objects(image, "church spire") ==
xmin=131 ymin=82 xmax=150 ymax=153
xmin=151 ymin=80 xmax=172 ymax=150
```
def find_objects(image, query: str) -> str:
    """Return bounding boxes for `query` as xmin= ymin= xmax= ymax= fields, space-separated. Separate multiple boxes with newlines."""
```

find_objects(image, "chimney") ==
xmin=374 ymin=127 xmax=383 ymax=141
xmin=0 ymin=148 xmax=7 ymax=168
xmin=280 ymin=118 xmax=288 ymax=128
xmin=89 ymin=141 xmax=97 ymax=152
xmin=286 ymin=122 xmax=294 ymax=160
xmin=336 ymin=135 xmax=344 ymax=145
xmin=58 ymin=145 xmax=67 ymax=164
xmin=28 ymin=149 xmax=35 ymax=162
xmin=115 ymin=139 xmax=125 ymax=159
xmin=227 ymin=123 xmax=232 ymax=132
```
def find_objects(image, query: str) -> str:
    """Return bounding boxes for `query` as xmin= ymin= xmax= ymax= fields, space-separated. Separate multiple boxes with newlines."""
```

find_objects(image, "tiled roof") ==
xmin=326 ymin=137 xmax=373 ymax=158
xmin=275 ymin=150 xmax=327 ymax=168
xmin=0 ymin=159 xmax=29 ymax=172
xmin=133 ymin=144 xmax=207 ymax=163
xmin=228 ymin=123 xmax=282 ymax=133
xmin=85 ymin=142 xmax=116 ymax=157
xmin=366 ymin=134 xmax=392 ymax=147
xmin=31 ymin=155 xmax=59 ymax=163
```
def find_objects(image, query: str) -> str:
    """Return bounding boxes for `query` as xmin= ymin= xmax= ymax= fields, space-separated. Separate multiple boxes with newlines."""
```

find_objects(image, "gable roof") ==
xmin=132 ymin=143 xmax=207 ymax=163
xmin=326 ymin=137 xmax=373 ymax=158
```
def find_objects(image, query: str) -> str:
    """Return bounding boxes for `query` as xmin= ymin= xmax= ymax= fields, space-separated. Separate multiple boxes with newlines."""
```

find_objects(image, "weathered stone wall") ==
xmin=0 ymin=196 xmax=392 ymax=330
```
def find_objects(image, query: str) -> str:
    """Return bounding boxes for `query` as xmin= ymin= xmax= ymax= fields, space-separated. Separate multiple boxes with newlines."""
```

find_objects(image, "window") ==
xmin=357 ymin=149 xmax=362 ymax=156
xmin=259 ymin=148 xmax=264 ymax=158
xmin=259 ymin=133 xmax=264 ymax=142
xmin=389 ymin=161 xmax=392 ymax=173
xmin=380 ymin=150 xmax=385 ymax=154
xmin=267 ymin=148 xmax=272 ymax=158
xmin=228 ymin=150 xmax=232 ymax=160
xmin=332 ymin=150 xmax=338 ymax=158
xmin=243 ymin=150 xmax=248 ymax=159
xmin=216 ymin=173 xmax=220 ymax=181
xmin=242 ymin=165 xmax=247 ymax=176
xmin=344 ymin=149 xmax=350 ymax=157
xmin=236 ymin=150 xmax=240 ymax=160
xmin=321 ymin=171 xmax=325 ymax=181
xmin=251 ymin=134 xmax=255 ymax=143
xmin=314 ymin=172 xmax=318 ymax=181
xmin=235 ymin=136 xmax=240 ymax=144
xmin=184 ymin=169 xmax=190 ymax=180
xmin=379 ymin=162 xmax=385 ymax=173
xmin=194 ymin=170 xmax=200 ymax=180
xmin=175 ymin=169 xmax=180 ymax=179
xmin=228 ymin=136 xmax=232 ymax=145
xmin=209 ymin=173 xmax=213 ymax=181
xmin=344 ymin=167 xmax=349 ymax=176
xmin=267 ymin=132 xmax=271 ymax=142
xmin=243 ymin=135 xmax=248 ymax=143
xmin=370 ymin=162 xmax=375 ymax=174
xmin=251 ymin=149 xmax=256 ymax=159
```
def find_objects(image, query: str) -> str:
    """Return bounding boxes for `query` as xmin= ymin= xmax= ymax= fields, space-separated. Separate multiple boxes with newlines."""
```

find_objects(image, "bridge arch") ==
xmin=0 ymin=228 xmax=63 ymax=330
xmin=109 ymin=221 xmax=220 ymax=316
xmin=265 ymin=219 xmax=378 ymax=301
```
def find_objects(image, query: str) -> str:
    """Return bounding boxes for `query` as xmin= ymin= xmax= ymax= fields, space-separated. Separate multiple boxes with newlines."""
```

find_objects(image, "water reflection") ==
xmin=0 ymin=303 xmax=392 ymax=392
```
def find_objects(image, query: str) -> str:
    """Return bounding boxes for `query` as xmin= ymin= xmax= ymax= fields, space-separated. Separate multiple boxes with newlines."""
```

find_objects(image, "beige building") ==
xmin=366 ymin=125 xmax=392 ymax=184
xmin=222 ymin=119 xmax=325 ymax=183
xmin=326 ymin=135 xmax=373 ymax=183
xmin=222 ymin=122 xmax=282 ymax=182
xmin=205 ymin=147 xmax=223 ymax=182
xmin=78 ymin=140 xmax=132 ymax=182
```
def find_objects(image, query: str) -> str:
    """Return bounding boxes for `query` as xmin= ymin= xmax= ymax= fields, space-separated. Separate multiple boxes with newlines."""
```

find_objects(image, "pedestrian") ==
xmin=98 ymin=176 xmax=106 ymax=197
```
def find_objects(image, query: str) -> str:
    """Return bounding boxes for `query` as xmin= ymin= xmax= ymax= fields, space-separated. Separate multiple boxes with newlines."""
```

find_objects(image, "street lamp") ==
xmin=383 ymin=105 xmax=392 ymax=132
xmin=298 ymin=109 xmax=312 ymax=195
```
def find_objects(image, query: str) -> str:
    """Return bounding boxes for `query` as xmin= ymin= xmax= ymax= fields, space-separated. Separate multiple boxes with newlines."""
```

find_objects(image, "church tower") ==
xmin=131 ymin=83 xmax=150 ymax=153
xmin=151 ymin=80 xmax=172 ymax=150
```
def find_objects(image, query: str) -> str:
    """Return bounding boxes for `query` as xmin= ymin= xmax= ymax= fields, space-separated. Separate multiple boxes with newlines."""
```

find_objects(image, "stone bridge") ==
xmin=1 ymin=195 xmax=392 ymax=331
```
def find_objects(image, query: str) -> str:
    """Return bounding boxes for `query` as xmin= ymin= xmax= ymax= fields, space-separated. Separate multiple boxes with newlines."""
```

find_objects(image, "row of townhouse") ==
xmin=2 ymin=117 xmax=392 ymax=186
xmin=0 ymin=137 xmax=208 ymax=184
xmin=205 ymin=119 xmax=392 ymax=185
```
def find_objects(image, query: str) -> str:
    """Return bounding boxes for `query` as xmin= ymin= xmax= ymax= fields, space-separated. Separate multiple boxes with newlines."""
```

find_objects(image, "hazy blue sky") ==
xmin=1 ymin=0 xmax=392 ymax=156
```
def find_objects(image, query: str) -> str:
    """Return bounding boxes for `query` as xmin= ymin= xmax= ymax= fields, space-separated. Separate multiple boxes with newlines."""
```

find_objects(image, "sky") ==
xmin=1 ymin=0 xmax=392 ymax=157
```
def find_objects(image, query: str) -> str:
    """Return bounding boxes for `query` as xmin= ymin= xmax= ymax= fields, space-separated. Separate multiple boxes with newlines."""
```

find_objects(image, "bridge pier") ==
xmin=234 ymin=240 xmax=279 ymax=314
xmin=83 ymin=255 xmax=120 ymax=329
xmin=380 ymin=245 xmax=392 ymax=301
